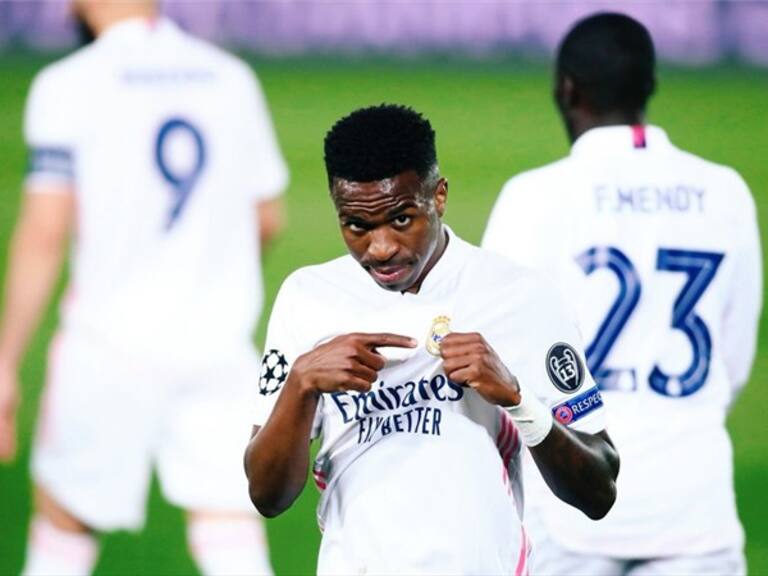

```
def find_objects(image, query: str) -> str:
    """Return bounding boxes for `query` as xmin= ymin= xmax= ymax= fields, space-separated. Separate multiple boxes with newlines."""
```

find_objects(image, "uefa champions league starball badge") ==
xmin=426 ymin=315 xmax=451 ymax=356
xmin=259 ymin=349 xmax=289 ymax=395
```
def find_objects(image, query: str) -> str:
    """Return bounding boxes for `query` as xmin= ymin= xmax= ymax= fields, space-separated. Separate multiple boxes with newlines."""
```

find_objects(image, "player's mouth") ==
xmin=368 ymin=263 xmax=412 ymax=285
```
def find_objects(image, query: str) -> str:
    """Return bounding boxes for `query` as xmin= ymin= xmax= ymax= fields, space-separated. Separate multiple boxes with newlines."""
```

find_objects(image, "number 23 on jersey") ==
xmin=576 ymin=246 xmax=724 ymax=398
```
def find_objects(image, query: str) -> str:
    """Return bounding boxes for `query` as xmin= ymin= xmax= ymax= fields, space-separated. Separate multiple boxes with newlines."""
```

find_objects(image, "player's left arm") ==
xmin=527 ymin=423 xmax=618 ymax=520
xmin=441 ymin=332 xmax=618 ymax=520
xmin=237 ymin=63 xmax=289 ymax=252
xmin=721 ymin=173 xmax=762 ymax=405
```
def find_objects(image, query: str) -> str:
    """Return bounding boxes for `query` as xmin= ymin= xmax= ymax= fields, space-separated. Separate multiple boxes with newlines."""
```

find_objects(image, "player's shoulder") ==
xmin=29 ymin=44 xmax=99 ymax=95
xmin=463 ymin=240 xmax=560 ymax=300
xmin=169 ymin=23 xmax=256 ymax=83
xmin=496 ymin=157 xmax=575 ymax=208
xmin=668 ymin=144 xmax=755 ymax=212
xmin=461 ymin=244 xmax=577 ymax=333
xmin=503 ymin=156 xmax=574 ymax=187
xmin=671 ymin=144 xmax=744 ymax=182
xmin=277 ymin=255 xmax=363 ymax=302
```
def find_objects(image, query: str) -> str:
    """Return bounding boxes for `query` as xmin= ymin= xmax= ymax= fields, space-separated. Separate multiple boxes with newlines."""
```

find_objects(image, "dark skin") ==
xmin=336 ymin=170 xmax=448 ymax=293
xmin=554 ymin=72 xmax=647 ymax=144
xmin=244 ymin=169 xmax=619 ymax=519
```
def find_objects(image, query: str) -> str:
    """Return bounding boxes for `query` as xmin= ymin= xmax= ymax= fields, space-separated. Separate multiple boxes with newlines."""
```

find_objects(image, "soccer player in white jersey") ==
xmin=482 ymin=13 xmax=762 ymax=576
xmin=244 ymin=104 xmax=620 ymax=575
xmin=0 ymin=1 xmax=288 ymax=574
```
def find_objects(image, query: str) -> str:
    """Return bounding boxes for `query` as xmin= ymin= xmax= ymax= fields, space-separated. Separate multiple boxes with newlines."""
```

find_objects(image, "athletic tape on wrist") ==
xmin=505 ymin=389 xmax=553 ymax=447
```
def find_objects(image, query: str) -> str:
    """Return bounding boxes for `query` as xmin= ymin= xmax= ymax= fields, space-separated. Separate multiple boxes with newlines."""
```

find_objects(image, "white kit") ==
xmin=25 ymin=17 xmax=288 ymax=530
xmin=483 ymin=125 xmax=762 ymax=559
xmin=255 ymin=230 xmax=606 ymax=575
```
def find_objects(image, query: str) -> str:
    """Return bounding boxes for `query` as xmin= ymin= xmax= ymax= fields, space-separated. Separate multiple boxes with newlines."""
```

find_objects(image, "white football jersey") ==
xmin=483 ymin=125 xmax=762 ymax=557
xmin=255 ymin=229 xmax=606 ymax=575
xmin=24 ymin=17 xmax=288 ymax=366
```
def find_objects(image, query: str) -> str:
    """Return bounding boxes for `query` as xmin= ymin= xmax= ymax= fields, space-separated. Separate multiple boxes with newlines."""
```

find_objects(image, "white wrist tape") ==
xmin=505 ymin=389 xmax=553 ymax=447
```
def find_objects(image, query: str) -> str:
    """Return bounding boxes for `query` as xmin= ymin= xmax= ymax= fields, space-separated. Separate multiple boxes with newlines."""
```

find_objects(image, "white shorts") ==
xmin=529 ymin=520 xmax=746 ymax=576
xmin=32 ymin=331 xmax=259 ymax=532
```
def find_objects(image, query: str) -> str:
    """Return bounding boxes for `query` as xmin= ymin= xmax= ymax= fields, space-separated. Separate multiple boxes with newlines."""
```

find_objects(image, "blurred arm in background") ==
xmin=257 ymin=196 xmax=285 ymax=251
xmin=722 ymin=174 xmax=763 ymax=409
xmin=0 ymin=184 xmax=74 ymax=461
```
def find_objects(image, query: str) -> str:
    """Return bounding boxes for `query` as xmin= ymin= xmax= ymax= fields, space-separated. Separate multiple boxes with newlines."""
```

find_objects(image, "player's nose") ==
xmin=367 ymin=228 xmax=399 ymax=262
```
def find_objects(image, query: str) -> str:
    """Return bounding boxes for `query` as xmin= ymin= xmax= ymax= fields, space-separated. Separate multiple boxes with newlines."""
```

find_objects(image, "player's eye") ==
xmin=392 ymin=215 xmax=412 ymax=228
xmin=345 ymin=220 xmax=369 ymax=233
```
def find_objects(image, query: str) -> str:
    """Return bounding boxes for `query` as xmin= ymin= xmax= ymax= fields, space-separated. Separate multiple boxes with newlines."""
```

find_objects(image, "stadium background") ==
xmin=0 ymin=2 xmax=766 ymax=574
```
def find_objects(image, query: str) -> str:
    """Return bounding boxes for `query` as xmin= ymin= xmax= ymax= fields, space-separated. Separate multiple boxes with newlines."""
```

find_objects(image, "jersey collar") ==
xmin=570 ymin=125 xmax=671 ymax=156
xmin=97 ymin=16 xmax=174 ymax=45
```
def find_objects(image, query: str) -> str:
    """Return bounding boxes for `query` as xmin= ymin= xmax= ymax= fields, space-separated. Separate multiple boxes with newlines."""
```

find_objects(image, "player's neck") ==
xmin=568 ymin=110 xmax=646 ymax=144
xmin=92 ymin=6 xmax=158 ymax=37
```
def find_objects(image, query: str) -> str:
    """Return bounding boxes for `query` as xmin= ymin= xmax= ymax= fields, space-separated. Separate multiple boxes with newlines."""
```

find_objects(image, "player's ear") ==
xmin=434 ymin=178 xmax=447 ymax=217
xmin=554 ymin=73 xmax=577 ymax=112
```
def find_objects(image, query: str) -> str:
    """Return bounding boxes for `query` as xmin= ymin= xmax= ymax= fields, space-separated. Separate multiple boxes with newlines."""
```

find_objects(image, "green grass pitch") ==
xmin=0 ymin=54 xmax=766 ymax=575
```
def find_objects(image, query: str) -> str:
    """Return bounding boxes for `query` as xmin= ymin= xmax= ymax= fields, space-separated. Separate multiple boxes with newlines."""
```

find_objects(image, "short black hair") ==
xmin=556 ymin=12 xmax=656 ymax=114
xmin=323 ymin=104 xmax=437 ymax=188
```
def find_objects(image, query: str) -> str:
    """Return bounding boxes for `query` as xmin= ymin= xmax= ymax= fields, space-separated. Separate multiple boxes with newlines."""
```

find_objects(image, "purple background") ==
xmin=1 ymin=1 xmax=767 ymax=66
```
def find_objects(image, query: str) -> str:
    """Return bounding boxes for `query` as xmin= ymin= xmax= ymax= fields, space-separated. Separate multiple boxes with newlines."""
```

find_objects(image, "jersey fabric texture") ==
xmin=24 ymin=17 xmax=288 ymax=367
xmin=482 ymin=125 xmax=762 ymax=558
xmin=254 ymin=229 xmax=606 ymax=575
xmin=24 ymin=17 xmax=288 ymax=529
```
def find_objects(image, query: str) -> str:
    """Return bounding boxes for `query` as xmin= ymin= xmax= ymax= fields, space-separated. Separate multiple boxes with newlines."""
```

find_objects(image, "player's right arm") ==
xmin=244 ymin=310 xmax=415 ymax=517
xmin=0 ymin=68 xmax=76 ymax=462
xmin=0 ymin=189 xmax=74 ymax=461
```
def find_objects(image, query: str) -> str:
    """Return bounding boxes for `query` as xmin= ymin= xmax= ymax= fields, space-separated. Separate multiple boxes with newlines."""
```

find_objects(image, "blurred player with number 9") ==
xmin=0 ymin=1 xmax=288 ymax=574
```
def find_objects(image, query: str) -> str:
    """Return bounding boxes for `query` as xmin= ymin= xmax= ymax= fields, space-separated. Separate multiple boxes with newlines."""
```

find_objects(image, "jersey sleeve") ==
xmin=254 ymin=274 xmax=323 ymax=437
xmin=234 ymin=65 xmax=289 ymax=202
xmin=23 ymin=69 xmax=77 ymax=190
xmin=512 ymin=279 xmax=606 ymax=434
xmin=721 ymin=173 xmax=762 ymax=402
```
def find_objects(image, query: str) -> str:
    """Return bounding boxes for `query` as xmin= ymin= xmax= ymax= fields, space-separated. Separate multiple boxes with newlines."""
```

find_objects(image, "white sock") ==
xmin=188 ymin=516 xmax=273 ymax=576
xmin=21 ymin=516 xmax=98 ymax=576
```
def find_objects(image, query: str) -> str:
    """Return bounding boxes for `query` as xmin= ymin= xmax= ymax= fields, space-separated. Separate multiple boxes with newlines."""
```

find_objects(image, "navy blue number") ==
xmin=578 ymin=246 xmax=723 ymax=397
xmin=154 ymin=118 xmax=206 ymax=230
xmin=648 ymin=250 xmax=724 ymax=397
xmin=576 ymin=247 xmax=641 ymax=391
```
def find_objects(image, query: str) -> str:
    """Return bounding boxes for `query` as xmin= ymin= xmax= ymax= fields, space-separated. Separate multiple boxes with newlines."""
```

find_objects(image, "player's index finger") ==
xmin=362 ymin=333 xmax=417 ymax=349
xmin=441 ymin=331 xmax=483 ymax=343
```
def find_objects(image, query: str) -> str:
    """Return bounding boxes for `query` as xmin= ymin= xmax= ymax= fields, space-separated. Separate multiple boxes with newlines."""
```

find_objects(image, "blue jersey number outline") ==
xmin=648 ymin=249 xmax=724 ymax=396
xmin=575 ymin=247 xmax=641 ymax=391
xmin=576 ymin=246 xmax=723 ymax=397
xmin=154 ymin=118 xmax=206 ymax=230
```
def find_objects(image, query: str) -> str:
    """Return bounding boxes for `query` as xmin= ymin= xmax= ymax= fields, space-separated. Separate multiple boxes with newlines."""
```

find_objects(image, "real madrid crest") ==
xmin=545 ymin=342 xmax=585 ymax=393
xmin=426 ymin=315 xmax=451 ymax=356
